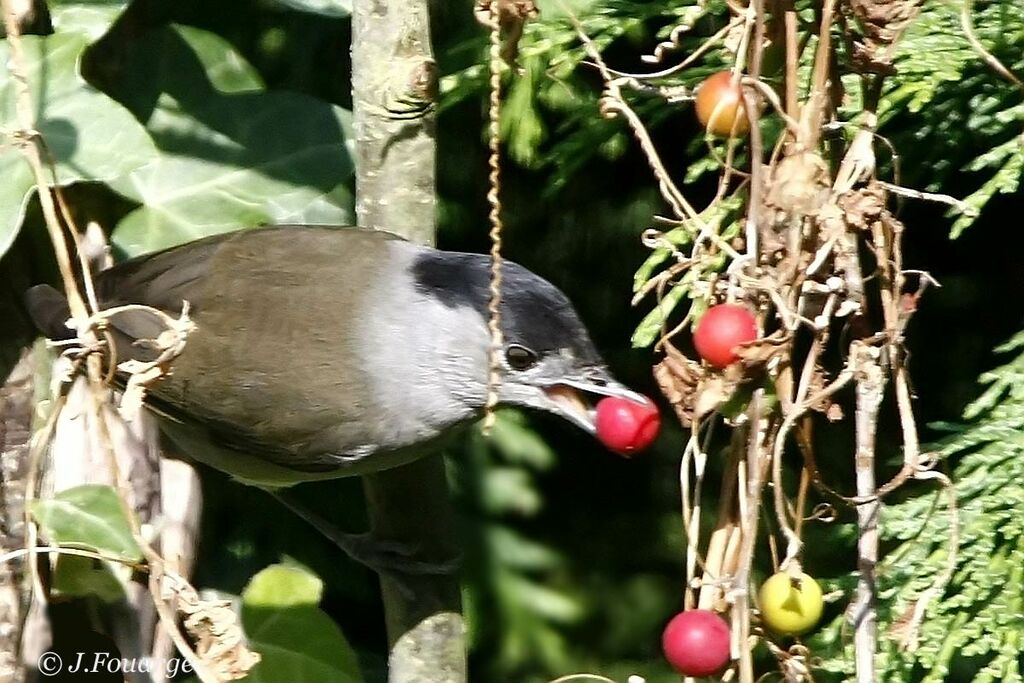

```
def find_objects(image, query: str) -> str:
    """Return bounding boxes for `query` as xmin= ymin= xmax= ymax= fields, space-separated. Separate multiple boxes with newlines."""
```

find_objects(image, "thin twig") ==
xmin=0 ymin=544 xmax=146 ymax=569
xmin=699 ymin=428 xmax=744 ymax=610
xmin=741 ymin=0 xmax=767 ymax=264
xmin=876 ymin=181 xmax=977 ymax=215
xmin=799 ymin=0 xmax=838 ymax=148
xmin=782 ymin=0 xmax=799 ymax=121
xmin=960 ymin=0 xmax=1024 ymax=91
xmin=897 ymin=470 xmax=958 ymax=651
xmin=556 ymin=0 xmax=703 ymax=227
xmin=771 ymin=340 xmax=826 ymax=568
xmin=603 ymin=17 xmax=744 ymax=81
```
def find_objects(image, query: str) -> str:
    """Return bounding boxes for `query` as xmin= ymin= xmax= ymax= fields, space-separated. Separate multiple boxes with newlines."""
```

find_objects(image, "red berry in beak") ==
xmin=595 ymin=396 xmax=660 ymax=455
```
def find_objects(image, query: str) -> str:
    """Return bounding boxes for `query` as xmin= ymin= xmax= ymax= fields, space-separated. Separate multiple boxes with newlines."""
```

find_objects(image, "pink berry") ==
xmin=693 ymin=304 xmax=758 ymax=368
xmin=661 ymin=609 xmax=731 ymax=677
xmin=595 ymin=396 xmax=660 ymax=455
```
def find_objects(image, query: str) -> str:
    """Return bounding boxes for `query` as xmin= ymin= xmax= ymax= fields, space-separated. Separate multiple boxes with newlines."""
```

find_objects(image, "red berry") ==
xmin=595 ymin=396 xmax=660 ymax=455
xmin=693 ymin=304 xmax=758 ymax=368
xmin=661 ymin=609 xmax=731 ymax=677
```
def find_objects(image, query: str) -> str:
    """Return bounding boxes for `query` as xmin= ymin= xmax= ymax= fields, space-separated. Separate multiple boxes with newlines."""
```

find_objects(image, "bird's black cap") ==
xmin=410 ymin=251 xmax=601 ymax=364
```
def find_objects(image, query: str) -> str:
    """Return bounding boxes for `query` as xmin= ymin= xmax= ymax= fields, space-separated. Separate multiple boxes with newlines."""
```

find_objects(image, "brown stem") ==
xmin=782 ymin=0 xmax=799 ymax=121
xmin=699 ymin=428 xmax=744 ymax=610
xmin=733 ymin=393 xmax=772 ymax=683
xmin=852 ymin=346 xmax=885 ymax=683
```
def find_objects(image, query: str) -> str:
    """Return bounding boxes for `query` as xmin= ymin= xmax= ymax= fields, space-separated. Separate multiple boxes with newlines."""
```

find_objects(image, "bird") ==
xmin=26 ymin=225 xmax=650 ymax=571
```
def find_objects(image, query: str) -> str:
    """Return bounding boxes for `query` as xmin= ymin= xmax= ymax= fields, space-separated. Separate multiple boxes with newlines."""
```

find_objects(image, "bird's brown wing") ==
xmin=23 ymin=232 xmax=228 ymax=360
xmin=28 ymin=226 xmax=408 ymax=478
xmin=93 ymin=227 xmax=398 ymax=475
xmin=92 ymin=231 xmax=231 ymax=353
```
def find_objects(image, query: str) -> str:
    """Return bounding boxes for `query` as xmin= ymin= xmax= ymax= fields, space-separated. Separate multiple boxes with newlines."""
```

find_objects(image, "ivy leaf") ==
xmin=265 ymin=0 xmax=351 ymax=17
xmin=102 ymin=26 xmax=354 ymax=254
xmin=241 ymin=564 xmax=364 ymax=683
xmin=52 ymin=554 xmax=129 ymax=604
xmin=0 ymin=32 xmax=158 ymax=258
xmin=95 ymin=24 xmax=264 ymax=121
xmin=244 ymin=563 xmax=323 ymax=608
xmin=50 ymin=0 xmax=127 ymax=40
xmin=29 ymin=484 xmax=142 ymax=561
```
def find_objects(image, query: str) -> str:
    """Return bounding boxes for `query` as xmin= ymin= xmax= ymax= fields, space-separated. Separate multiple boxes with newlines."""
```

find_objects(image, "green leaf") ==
xmin=175 ymin=26 xmax=265 ymax=94
xmin=481 ymin=467 xmax=543 ymax=516
xmin=241 ymin=564 xmax=363 ymax=683
xmin=951 ymin=138 xmax=1023 ymax=238
xmin=0 ymin=32 xmax=158 ymax=258
xmin=50 ymin=0 xmax=127 ymax=40
xmin=630 ymin=285 xmax=687 ymax=348
xmin=265 ymin=0 xmax=351 ymax=17
xmin=502 ymin=59 xmax=546 ymax=168
xmin=0 ymin=165 xmax=34 ymax=260
xmin=633 ymin=198 xmax=741 ymax=294
xmin=102 ymin=26 xmax=354 ymax=254
xmin=489 ymin=526 xmax=562 ymax=571
xmin=632 ymin=226 xmax=695 ymax=293
xmin=243 ymin=563 xmax=323 ymax=609
xmin=488 ymin=411 xmax=556 ymax=469
xmin=51 ymin=5 xmax=125 ymax=40
xmin=100 ymin=24 xmax=264 ymax=119
xmin=29 ymin=484 xmax=142 ymax=561
xmin=51 ymin=554 xmax=128 ymax=603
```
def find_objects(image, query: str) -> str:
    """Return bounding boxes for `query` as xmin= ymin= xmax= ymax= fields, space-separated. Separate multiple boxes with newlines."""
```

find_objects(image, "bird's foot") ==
xmin=268 ymin=490 xmax=461 ymax=578
xmin=328 ymin=532 xmax=461 ymax=577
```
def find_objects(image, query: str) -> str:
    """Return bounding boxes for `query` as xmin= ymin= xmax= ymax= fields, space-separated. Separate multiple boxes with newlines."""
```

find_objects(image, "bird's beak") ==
xmin=543 ymin=374 xmax=649 ymax=435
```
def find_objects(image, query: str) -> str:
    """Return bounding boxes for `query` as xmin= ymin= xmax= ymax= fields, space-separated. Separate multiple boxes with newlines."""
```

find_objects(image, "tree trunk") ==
xmin=351 ymin=1 xmax=466 ymax=681
xmin=0 ymin=348 xmax=34 ymax=683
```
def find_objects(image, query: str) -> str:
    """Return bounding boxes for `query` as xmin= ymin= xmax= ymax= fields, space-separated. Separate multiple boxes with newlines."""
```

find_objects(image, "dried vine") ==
xmin=0 ymin=3 xmax=257 ymax=679
xmin=559 ymin=0 xmax=962 ymax=679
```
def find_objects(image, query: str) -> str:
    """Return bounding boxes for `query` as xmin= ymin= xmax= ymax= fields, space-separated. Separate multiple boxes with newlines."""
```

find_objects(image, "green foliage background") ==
xmin=0 ymin=0 xmax=1022 ymax=681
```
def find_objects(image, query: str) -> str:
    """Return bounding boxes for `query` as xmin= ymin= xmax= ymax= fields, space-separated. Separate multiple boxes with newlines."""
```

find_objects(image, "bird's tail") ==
xmin=24 ymin=284 xmax=74 ymax=341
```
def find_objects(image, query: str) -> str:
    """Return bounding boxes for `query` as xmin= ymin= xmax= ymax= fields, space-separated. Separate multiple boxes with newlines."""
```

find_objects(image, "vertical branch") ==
xmin=851 ymin=344 xmax=884 ymax=683
xmin=781 ymin=0 xmax=799 ymax=121
xmin=741 ymin=0 xmax=767 ymax=257
xmin=800 ymin=0 xmax=837 ymax=148
xmin=732 ymin=392 xmax=771 ymax=683
xmin=352 ymin=0 xmax=438 ymax=246
xmin=352 ymin=1 xmax=466 ymax=680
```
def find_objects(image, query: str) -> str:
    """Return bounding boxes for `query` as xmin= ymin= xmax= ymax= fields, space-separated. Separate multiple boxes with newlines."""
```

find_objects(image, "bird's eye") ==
xmin=505 ymin=344 xmax=538 ymax=371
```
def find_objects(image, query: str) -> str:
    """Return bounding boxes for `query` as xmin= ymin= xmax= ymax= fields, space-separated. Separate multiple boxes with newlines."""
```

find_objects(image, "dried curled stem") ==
xmin=0 ymin=5 xmax=256 ymax=679
xmin=481 ymin=0 xmax=507 ymax=434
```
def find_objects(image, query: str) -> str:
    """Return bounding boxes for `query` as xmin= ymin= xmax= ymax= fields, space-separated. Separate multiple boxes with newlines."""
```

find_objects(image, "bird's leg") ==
xmin=266 ymin=489 xmax=461 ymax=578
